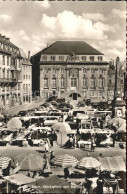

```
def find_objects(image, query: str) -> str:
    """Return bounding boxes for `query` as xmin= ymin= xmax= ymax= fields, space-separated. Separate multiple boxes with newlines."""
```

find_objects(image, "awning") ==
xmin=4 ymin=173 xmax=35 ymax=185
xmin=98 ymin=156 xmax=126 ymax=172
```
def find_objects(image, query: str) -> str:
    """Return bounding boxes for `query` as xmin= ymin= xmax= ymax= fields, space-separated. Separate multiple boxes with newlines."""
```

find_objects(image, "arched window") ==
xmin=99 ymin=74 xmax=104 ymax=87
xmin=83 ymin=74 xmax=87 ymax=88
xmin=61 ymin=77 xmax=65 ymax=88
xmin=99 ymin=78 xmax=104 ymax=87
xmin=91 ymin=74 xmax=96 ymax=88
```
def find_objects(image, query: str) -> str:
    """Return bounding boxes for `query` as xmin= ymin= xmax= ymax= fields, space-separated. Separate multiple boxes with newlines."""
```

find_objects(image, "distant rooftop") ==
xmin=40 ymin=41 xmax=104 ymax=55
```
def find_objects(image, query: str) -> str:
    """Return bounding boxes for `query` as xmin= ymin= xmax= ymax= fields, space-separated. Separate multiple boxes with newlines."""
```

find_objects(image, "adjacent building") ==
xmin=107 ymin=59 xmax=125 ymax=101
xmin=0 ymin=34 xmax=32 ymax=111
xmin=20 ymin=50 xmax=32 ymax=104
xmin=31 ymin=41 xmax=108 ymax=102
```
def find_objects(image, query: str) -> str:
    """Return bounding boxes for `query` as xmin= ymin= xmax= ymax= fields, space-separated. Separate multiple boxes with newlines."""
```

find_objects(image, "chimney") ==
xmin=6 ymin=38 xmax=10 ymax=41
xmin=1 ymin=36 xmax=5 ymax=39
xmin=28 ymin=51 xmax=30 ymax=60
xmin=47 ymin=43 xmax=49 ymax=47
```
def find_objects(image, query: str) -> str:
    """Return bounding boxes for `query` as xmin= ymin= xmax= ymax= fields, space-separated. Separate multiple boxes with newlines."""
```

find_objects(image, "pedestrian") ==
xmin=85 ymin=177 xmax=92 ymax=194
xmin=44 ymin=141 xmax=49 ymax=152
xmin=64 ymin=168 xmax=69 ymax=179
xmin=50 ymin=151 xmax=55 ymax=162
xmin=91 ymin=138 xmax=95 ymax=152
xmin=96 ymin=176 xmax=104 ymax=194
xmin=43 ymin=154 xmax=51 ymax=174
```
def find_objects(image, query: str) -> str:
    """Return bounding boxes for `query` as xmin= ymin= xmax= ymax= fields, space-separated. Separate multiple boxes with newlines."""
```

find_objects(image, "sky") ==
xmin=0 ymin=0 xmax=126 ymax=61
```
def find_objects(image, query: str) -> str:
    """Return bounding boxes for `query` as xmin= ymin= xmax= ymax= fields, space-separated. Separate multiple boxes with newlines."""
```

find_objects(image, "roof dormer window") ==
xmin=42 ymin=56 xmax=47 ymax=61
xmin=59 ymin=56 xmax=64 ymax=61
xmin=51 ymin=56 xmax=56 ymax=61
xmin=90 ymin=56 xmax=94 ymax=61
xmin=98 ymin=56 xmax=103 ymax=61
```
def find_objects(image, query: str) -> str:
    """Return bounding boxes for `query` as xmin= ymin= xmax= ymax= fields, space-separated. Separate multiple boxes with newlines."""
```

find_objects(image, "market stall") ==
xmin=4 ymin=173 xmax=36 ymax=193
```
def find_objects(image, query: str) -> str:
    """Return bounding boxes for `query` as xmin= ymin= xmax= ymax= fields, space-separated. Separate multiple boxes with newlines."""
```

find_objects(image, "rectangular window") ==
xmin=83 ymin=68 xmax=87 ymax=74
xmin=2 ymin=70 xmax=5 ymax=78
xmin=99 ymin=68 xmax=103 ymax=74
xmin=91 ymin=69 xmax=95 ymax=74
xmin=7 ymin=57 xmax=9 ymax=66
xmin=44 ymin=68 xmax=48 ymax=74
xmin=2 ymin=56 xmax=5 ymax=65
xmin=53 ymin=68 xmax=56 ymax=73
xmin=44 ymin=78 xmax=48 ymax=88
xmin=90 ymin=56 xmax=94 ymax=61
xmin=7 ymin=70 xmax=9 ymax=79
xmin=23 ymin=84 xmax=25 ymax=90
xmin=61 ymin=68 xmax=64 ymax=74
xmin=71 ymin=78 xmax=77 ymax=87
xmin=23 ymin=75 xmax=25 ymax=79
xmin=18 ymin=84 xmax=20 ymax=90
xmin=52 ymin=79 xmax=56 ymax=88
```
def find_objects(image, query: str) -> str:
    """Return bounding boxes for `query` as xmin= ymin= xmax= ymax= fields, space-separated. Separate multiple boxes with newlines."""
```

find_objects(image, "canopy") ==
xmin=98 ymin=156 xmax=126 ymax=172
xmin=4 ymin=173 xmax=35 ymax=185
xmin=36 ymin=175 xmax=70 ymax=193
xmin=79 ymin=157 xmax=101 ymax=169
xmin=94 ymin=128 xmax=114 ymax=134
xmin=31 ymin=126 xmax=51 ymax=132
xmin=0 ymin=156 xmax=11 ymax=169
xmin=14 ymin=154 xmax=44 ymax=172
xmin=7 ymin=117 xmax=22 ymax=130
xmin=52 ymin=122 xmax=72 ymax=133
xmin=52 ymin=154 xmax=78 ymax=168
xmin=3 ymin=134 xmax=13 ymax=141
xmin=0 ymin=114 xmax=4 ymax=118
xmin=108 ymin=118 xmax=126 ymax=127
xmin=117 ymin=123 xmax=126 ymax=133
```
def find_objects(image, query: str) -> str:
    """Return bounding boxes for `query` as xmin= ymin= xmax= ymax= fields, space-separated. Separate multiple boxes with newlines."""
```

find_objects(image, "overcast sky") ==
xmin=0 ymin=0 xmax=126 ymax=61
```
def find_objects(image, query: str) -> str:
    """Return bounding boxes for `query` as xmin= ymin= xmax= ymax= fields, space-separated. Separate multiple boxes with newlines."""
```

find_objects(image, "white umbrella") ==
xmin=117 ymin=123 xmax=126 ymax=133
xmin=52 ymin=122 xmax=72 ymax=133
xmin=108 ymin=118 xmax=126 ymax=127
xmin=52 ymin=154 xmax=78 ymax=168
xmin=79 ymin=157 xmax=101 ymax=169
xmin=7 ymin=117 xmax=22 ymax=130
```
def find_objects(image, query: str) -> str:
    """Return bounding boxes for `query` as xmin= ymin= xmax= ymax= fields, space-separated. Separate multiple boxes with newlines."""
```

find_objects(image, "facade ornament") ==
xmin=66 ymin=52 xmax=79 ymax=62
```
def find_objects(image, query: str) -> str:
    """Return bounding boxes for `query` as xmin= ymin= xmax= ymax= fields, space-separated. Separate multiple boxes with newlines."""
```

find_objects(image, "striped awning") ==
xmin=0 ymin=156 xmax=11 ymax=169
xmin=98 ymin=156 xmax=126 ymax=172
xmin=51 ymin=154 xmax=78 ymax=168
xmin=79 ymin=157 xmax=101 ymax=169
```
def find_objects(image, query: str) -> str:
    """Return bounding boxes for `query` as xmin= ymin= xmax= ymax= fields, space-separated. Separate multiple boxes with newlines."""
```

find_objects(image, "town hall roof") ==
xmin=41 ymin=41 xmax=103 ymax=55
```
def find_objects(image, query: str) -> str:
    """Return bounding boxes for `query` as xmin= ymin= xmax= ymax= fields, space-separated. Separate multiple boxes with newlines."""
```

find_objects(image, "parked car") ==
xmin=77 ymin=101 xmax=85 ymax=107
xmin=47 ymin=96 xmax=57 ymax=102
xmin=59 ymin=103 xmax=73 ymax=109
xmin=17 ymin=111 xmax=28 ymax=117
xmin=85 ymin=99 xmax=91 ymax=106
xmin=98 ymin=101 xmax=109 ymax=111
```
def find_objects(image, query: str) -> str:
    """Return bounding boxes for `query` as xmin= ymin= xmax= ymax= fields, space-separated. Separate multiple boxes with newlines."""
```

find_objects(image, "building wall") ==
xmin=0 ymin=35 xmax=32 ymax=111
xmin=40 ymin=62 xmax=108 ymax=102
xmin=21 ymin=62 xmax=32 ymax=104
xmin=107 ymin=67 xmax=125 ymax=101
